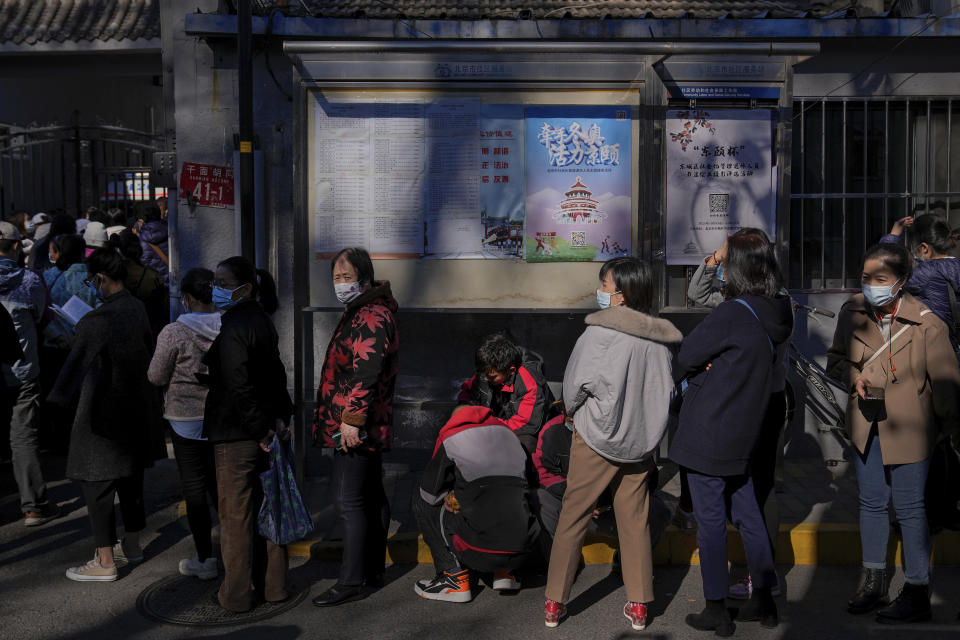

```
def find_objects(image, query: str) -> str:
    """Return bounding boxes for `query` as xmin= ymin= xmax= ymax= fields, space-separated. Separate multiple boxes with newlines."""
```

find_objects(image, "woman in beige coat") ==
xmin=827 ymin=242 xmax=960 ymax=624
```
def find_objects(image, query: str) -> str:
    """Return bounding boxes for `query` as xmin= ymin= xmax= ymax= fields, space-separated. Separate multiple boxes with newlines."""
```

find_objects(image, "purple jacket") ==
xmin=880 ymin=233 xmax=960 ymax=333
xmin=139 ymin=220 xmax=169 ymax=284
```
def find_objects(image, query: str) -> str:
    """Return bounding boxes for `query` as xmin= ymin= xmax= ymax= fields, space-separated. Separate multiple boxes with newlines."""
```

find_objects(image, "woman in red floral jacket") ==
xmin=312 ymin=247 xmax=399 ymax=607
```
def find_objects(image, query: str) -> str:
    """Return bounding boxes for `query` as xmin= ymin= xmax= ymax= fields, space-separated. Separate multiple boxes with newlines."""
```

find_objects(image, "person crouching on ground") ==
xmin=50 ymin=247 xmax=165 ymax=581
xmin=458 ymin=333 xmax=552 ymax=455
xmin=544 ymin=257 xmax=682 ymax=632
xmin=670 ymin=233 xmax=794 ymax=635
xmin=414 ymin=405 xmax=544 ymax=602
xmin=827 ymin=242 xmax=960 ymax=624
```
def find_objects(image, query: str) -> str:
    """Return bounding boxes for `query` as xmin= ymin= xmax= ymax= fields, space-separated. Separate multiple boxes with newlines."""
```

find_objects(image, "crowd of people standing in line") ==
xmin=4 ymin=202 xmax=960 ymax=631
xmin=308 ymin=220 xmax=959 ymax=636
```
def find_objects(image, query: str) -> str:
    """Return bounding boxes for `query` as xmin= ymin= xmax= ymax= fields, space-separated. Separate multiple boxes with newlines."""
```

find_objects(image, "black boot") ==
xmin=847 ymin=568 xmax=888 ymax=614
xmin=737 ymin=587 xmax=779 ymax=628
xmin=876 ymin=583 xmax=932 ymax=624
xmin=686 ymin=599 xmax=735 ymax=637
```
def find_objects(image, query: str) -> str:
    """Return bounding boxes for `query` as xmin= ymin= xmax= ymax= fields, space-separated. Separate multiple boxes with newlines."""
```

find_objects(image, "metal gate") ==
xmin=0 ymin=112 xmax=164 ymax=218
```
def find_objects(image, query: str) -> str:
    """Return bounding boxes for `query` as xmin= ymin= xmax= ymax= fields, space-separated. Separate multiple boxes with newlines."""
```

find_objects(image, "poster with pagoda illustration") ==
xmin=524 ymin=106 xmax=632 ymax=263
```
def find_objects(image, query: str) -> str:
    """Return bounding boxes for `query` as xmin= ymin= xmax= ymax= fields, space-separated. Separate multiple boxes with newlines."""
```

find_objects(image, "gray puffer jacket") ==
xmin=563 ymin=306 xmax=683 ymax=464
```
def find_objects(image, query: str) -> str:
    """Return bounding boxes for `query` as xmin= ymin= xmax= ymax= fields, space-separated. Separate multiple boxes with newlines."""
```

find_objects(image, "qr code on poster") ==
xmin=709 ymin=194 xmax=730 ymax=213
xmin=570 ymin=231 xmax=587 ymax=247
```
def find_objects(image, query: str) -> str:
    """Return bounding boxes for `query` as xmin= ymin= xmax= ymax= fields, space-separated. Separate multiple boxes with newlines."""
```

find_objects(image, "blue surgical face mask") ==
xmin=596 ymin=289 xmax=612 ymax=309
xmin=862 ymin=278 xmax=902 ymax=309
xmin=715 ymin=263 xmax=727 ymax=288
xmin=212 ymin=285 xmax=242 ymax=311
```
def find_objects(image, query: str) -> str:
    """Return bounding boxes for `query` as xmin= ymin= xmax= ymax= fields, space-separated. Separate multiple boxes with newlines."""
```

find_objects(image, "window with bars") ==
xmin=789 ymin=98 xmax=960 ymax=290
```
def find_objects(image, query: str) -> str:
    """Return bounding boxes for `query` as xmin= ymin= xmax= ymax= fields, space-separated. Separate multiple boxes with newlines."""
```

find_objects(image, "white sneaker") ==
xmin=112 ymin=540 xmax=144 ymax=568
xmin=66 ymin=553 xmax=118 ymax=582
xmin=492 ymin=570 xmax=521 ymax=591
xmin=179 ymin=555 xmax=218 ymax=580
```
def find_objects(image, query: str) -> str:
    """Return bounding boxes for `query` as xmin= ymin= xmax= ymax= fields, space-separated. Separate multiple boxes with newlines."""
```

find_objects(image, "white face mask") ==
xmin=596 ymin=289 xmax=622 ymax=309
xmin=334 ymin=281 xmax=364 ymax=304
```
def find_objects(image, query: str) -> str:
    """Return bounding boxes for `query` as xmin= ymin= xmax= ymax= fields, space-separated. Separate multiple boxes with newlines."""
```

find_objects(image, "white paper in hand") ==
xmin=50 ymin=295 xmax=94 ymax=326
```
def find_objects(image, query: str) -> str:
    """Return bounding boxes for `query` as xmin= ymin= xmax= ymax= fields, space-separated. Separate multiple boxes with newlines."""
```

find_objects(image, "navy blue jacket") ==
xmin=880 ymin=233 xmax=960 ymax=335
xmin=670 ymin=294 xmax=794 ymax=477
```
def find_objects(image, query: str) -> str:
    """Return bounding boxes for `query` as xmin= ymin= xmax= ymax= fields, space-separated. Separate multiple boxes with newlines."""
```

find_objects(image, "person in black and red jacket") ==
xmin=312 ymin=247 xmax=399 ymax=608
xmin=413 ymin=405 xmax=544 ymax=603
xmin=457 ymin=333 xmax=553 ymax=454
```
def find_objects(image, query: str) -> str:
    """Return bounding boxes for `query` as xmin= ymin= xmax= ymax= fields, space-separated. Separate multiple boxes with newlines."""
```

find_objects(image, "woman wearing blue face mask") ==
xmin=312 ymin=247 xmax=399 ymax=607
xmin=827 ymin=242 xmax=960 ymax=624
xmin=545 ymin=257 xmax=681 ymax=632
xmin=202 ymin=256 xmax=293 ymax=612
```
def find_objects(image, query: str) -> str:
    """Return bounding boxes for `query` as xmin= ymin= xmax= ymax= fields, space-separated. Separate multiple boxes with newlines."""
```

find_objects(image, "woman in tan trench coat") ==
xmin=827 ymin=242 xmax=960 ymax=625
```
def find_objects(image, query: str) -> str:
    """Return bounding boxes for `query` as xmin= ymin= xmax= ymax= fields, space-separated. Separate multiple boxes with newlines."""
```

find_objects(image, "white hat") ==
xmin=83 ymin=221 xmax=108 ymax=248
xmin=105 ymin=225 xmax=126 ymax=239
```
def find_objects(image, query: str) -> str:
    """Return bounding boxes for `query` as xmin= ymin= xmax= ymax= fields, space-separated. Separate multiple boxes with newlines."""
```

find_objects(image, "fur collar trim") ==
xmin=346 ymin=280 xmax=394 ymax=313
xmin=585 ymin=306 xmax=683 ymax=344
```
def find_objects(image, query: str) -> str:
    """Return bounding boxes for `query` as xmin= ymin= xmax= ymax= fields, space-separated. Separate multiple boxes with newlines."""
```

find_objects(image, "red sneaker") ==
xmin=624 ymin=601 xmax=648 ymax=631
xmin=545 ymin=599 xmax=567 ymax=628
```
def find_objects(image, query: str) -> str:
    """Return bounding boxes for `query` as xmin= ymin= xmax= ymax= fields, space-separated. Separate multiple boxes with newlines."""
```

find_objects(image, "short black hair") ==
xmin=140 ymin=206 xmax=162 ymax=224
xmin=863 ymin=242 xmax=913 ymax=281
xmin=181 ymin=267 xmax=214 ymax=305
xmin=87 ymin=246 xmax=127 ymax=283
xmin=475 ymin=333 xmax=522 ymax=373
xmin=51 ymin=234 xmax=85 ymax=270
xmin=0 ymin=239 xmax=17 ymax=253
xmin=330 ymin=247 xmax=375 ymax=287
xmin=723 ymin=228 xmax=783 ymax=299
xmin=598 ymin=257 xmax=653 ymax=313
xmin=86 ymin=208 xmax=109 ymax=225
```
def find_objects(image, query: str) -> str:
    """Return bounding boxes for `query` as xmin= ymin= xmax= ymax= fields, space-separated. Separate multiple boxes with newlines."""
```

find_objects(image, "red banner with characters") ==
xmin=179 ymin=162 xmax=234 ymax=208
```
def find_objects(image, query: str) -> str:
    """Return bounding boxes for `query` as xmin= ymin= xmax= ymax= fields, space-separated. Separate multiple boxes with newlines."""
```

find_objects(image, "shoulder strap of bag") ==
xmin=862 ymin=309 xmax=934 ymax=369
xmin=947 ymin=283 xmax=960 ymax=339
xmin=147 ymin=242 xmax=169 ymax=267
xmin=734 ymin=298 xmax=775 ymax=355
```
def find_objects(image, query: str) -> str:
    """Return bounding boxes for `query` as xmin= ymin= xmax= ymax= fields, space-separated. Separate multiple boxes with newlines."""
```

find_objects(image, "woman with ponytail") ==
xmin=148 ymin=268 xmax=222 ymax=581
xmin=202 ymin=256 xmax=291 ymax=612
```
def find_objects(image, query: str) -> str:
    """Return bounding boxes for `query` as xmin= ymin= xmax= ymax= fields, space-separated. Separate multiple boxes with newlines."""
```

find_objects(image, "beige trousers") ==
xmin=545 ymin=430 xmax=654 ymax=604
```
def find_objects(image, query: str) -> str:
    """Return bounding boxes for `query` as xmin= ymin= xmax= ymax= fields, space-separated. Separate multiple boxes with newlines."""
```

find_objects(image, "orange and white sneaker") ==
xmin=624 ymin=601 xmax=648 ymax=631
xmin=545 ymin=599 xmax=567 ymax=628
xmin=414 ymin=569 xmax=472 ymax=603
xmin=492 ymin=570 xmax=521 ymax=591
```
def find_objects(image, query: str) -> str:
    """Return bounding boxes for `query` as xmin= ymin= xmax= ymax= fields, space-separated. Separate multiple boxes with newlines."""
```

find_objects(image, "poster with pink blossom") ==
xmin=665 ymin=109 xmax=775 ymax=265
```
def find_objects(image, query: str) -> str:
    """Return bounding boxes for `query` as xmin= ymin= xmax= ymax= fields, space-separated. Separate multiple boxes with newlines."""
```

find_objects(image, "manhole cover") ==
xmin=137 ymin=575 xmax=309 ymax=627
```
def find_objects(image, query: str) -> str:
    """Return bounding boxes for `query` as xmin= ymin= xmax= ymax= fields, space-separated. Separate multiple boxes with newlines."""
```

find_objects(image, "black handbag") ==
xmin=925 ymin=438 xmax=960 ymax=533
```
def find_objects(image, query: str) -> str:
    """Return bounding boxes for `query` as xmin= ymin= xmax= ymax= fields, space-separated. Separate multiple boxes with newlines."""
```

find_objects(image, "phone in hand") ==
xmin=864 ymin=386 xmax=885 ymax=402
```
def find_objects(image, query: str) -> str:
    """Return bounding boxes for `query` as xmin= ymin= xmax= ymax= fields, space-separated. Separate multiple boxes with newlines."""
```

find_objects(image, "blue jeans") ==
xmin=854 ymin=432 xmax=930 ymax=585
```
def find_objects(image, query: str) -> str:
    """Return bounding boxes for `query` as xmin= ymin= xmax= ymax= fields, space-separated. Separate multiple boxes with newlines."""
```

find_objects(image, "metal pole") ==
xmin=238 ymin=0 xmax=256 ymax=262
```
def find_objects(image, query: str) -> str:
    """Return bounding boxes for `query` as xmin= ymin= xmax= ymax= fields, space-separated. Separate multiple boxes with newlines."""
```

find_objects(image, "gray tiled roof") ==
xmin=282 ymin=1 xmax=859 ymax=19
xmin=0 ymin=0 xmax=160 ymax=45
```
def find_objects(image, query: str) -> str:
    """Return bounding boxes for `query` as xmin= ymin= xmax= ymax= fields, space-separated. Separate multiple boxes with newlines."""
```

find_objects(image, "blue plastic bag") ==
xmin=258 ymin=434 xmax=314 ymax=545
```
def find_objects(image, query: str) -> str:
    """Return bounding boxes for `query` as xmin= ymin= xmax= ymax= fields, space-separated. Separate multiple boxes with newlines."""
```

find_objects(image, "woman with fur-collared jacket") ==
xmin=544 ymin=257 xmax=682 ymax=633
xmin=827 ymin=242 xmax=960 ymax=624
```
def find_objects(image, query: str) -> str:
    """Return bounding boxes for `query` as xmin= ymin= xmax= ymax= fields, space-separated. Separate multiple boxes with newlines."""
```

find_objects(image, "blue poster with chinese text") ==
xmin=524 ymin=106 xmax=632 ymax=262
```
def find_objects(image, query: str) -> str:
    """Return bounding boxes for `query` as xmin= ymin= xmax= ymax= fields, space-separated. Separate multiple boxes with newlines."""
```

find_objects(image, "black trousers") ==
xmin=81 ymin=470 xmax=146 ymax=548
xmin=171 ymin=431 xmax=218 ymax=561
xmin=413 ymin=494 xmax=459 ymax=574
xmin=752 ymin=390 xmax=787 ymax=555
xmin=332 ymin=448 xmax=390 ymax=586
